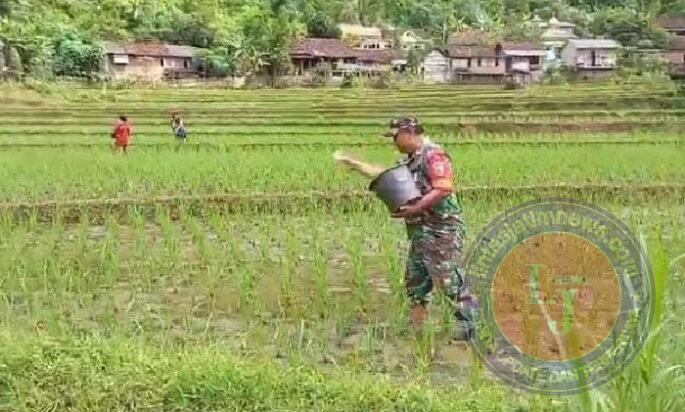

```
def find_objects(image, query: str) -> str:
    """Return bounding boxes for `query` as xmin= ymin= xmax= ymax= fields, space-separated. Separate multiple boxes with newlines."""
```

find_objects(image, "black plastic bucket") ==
xmin=369 ymin=165 xmax=422 ymax=212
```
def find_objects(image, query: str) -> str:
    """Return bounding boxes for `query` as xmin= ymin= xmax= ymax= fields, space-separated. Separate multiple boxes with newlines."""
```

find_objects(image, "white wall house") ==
xmin=540 ymin=17 xmax=578 ymax=68
xmin=561 ymin=39 xmax=620 ymax=79
xmin=338 ymin=24 xmax=388 ymax=49
xmin=562 ymin=39 xmax=619 ymax=68
xmin=422 ymin=42 xmax=545 ymax=85
xmin=422 ymin=49 xmax=451 ymax=83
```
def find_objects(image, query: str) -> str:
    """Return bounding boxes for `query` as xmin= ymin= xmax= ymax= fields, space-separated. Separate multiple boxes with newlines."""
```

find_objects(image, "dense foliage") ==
xmin=0 ymin=0 xmax=682 ymax=77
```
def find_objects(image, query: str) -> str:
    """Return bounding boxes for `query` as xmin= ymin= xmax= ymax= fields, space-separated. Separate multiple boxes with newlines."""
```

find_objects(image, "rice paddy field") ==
xmin=0 ymin=81 xmax=684 ymax=410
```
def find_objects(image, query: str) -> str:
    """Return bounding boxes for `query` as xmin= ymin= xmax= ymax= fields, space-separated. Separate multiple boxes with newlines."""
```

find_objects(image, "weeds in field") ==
xmin=346 ymin=230 xmax=369 ymax=316
xmin=311 ymin=231 xmax=331 ymax=318
xmin=278 ymin=225 xmax=300 ymax=316
xmin=411 ymin=319 xmax=436 ymax=377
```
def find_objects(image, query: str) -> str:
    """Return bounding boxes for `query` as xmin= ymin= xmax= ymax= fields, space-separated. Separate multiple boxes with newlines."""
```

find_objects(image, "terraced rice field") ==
xmin=0 ymin=82 xmax=683 ymax=410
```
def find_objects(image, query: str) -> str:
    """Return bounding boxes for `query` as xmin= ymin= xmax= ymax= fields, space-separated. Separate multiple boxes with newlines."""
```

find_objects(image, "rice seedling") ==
xmin=346 ymin=230 xmax=369 ymax=316
xmin=0 ymin=84 xmax=683 ymax=410
xmin=277 ymin=225 xmax=299 ymax=316
xmin=311 ymin=230 xmax=332 ymax=318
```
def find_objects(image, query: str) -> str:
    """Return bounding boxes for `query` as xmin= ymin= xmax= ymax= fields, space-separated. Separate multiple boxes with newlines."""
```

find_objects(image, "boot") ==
xmin=410 ymin=303 xmax=428 ymax=327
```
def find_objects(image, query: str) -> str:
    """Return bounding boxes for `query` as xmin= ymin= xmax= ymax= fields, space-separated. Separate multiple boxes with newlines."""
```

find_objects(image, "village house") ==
xmin=103 ymin=41 xmax=197 ymax=81
xmin=353 ymin=48 xmax=407 ymax=74
xmin=654 ymin=15 xmax=685 ymax=77
xmin=536 ymin=17 xmax=578 ymax=68
xmin=561 ymin=39 xmax=620 ymax=78
xmin=656 ymin=15 xmax=685 ymax=36
xmin=399 ymin=30 xmax=430 ymax=50
xmin=290 ymin=38 xmax=357 ymax=78
xmin=338 ymin=24 xmax=392 ymax=49
xmin=289 ymin=38 xmax=404 ymax=80
xmin=659 ymin=36 xmax=685 ymax=77
xmin=423 ymin=32 xmax=545 ymax=85
xmin=422 ymin=49 xmax=451 ymax=83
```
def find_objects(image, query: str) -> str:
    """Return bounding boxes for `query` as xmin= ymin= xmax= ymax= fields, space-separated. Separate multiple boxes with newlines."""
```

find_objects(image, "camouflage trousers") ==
xmin=405 ymin=223 xmax=465 ymax=305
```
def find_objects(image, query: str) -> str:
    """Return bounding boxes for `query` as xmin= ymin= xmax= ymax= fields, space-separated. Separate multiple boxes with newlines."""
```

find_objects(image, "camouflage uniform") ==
xmin=400 ymin=139 xmax=466 ymax=306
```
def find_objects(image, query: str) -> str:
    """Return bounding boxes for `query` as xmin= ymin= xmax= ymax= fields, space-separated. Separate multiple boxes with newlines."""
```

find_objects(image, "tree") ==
xmin=591 ymin=8 xmax=667 ymax=47
xmin=52 ymin=33 xmax=104 ymax=77
xmin=0 ymin=0 xmax=16 ymax=17
xmin=306 ymin=11 xmax=341 ymax=38
xmin=406 ymin=47 xmax=427 ymax=74
xmin=660 ymin=0 xmax=685 ymax=15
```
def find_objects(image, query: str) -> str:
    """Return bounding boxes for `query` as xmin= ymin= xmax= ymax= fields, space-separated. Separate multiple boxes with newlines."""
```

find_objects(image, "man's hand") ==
xmin=391 ymin=189 xmax=452 ymax=219
xmin=333 ymin=151 xmax=385 ymax=178
xmin=391 ymin=204 xmax=424 ymax=219
xmin=333 ymin=151 xmax=360 ymax=168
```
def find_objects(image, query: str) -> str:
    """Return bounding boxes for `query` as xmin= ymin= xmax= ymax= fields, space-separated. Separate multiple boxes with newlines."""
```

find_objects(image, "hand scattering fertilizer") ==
xmin=368 ymin=165 xmax=422 ymax=212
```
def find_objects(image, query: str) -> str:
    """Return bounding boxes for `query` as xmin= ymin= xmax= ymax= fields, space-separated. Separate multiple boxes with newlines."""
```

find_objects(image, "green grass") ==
xmin=0 ymin=333 xmax=527 ymax=411
xmin=0 ymin=144 xmax=682 ymax=203
xmin=0 ymin=83 xmax=683 ymax=409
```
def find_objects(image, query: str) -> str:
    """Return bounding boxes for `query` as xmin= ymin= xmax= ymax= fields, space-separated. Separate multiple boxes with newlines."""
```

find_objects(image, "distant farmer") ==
xmin=171 ymin=113 xmax=187 ymax=143
xmin=335 ymin=116 xmax=473 ymax=334
xmin=111 ymin=115 xmax=132 ymax=153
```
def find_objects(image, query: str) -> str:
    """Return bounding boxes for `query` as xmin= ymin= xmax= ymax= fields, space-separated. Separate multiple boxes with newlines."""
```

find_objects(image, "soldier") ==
xmin=335 ymin=116 xmax=472 ymax=333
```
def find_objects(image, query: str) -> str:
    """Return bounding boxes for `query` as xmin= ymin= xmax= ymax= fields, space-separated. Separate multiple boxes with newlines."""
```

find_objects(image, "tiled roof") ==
xmin=444 ymin=41 xmax=543 ymax=58
xmin=540 ymin=17 xmax=576 ymax=29
xmin=503 ymin=42 xmax=546 ymax=56
xmin=502 ymin=41 xmax=543 ymax=50
xmin=568 ymin=39 xmax=620 ymax=49
xmin=290 ymin=38 xmax=356 ymax=58
xmin=103 ymin=41 xmax=195 ymax=57
xmin=542 ymin=29 xmax=577 ymax=40
xmin=656 ymin=15 xmax=685 ymax=30
xmin=446 ymin=46 xmax=499 ymax=58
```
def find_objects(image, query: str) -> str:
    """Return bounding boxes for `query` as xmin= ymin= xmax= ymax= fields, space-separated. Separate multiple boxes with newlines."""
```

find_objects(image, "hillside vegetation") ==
xmin=0 ymin=0 xmax=681 ymax=78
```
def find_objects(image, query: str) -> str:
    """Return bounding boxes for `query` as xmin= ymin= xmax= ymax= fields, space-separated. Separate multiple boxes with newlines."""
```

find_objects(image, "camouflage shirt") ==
xmin=400 ymin=138 xmax=464 ymax=234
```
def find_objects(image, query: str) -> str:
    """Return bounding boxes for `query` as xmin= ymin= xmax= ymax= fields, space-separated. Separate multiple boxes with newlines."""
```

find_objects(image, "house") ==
xmin=656 ymin=15 xmax=685 ymax=36
xmin=561 ymin=39 xmax=620 ymax=78
xmin=659 ymin=36 xmax=685 ymax=77
xmin=446 ymin=43 xmax=507 ymax=83
xmin=504 ymin=42 xmax=546 ymax=81
xmin=380 ymin=27 xmax=396 ymax=41
xmin=422 ymin=49 xmax=451 ymax=83
xmin=338 ymin=24 xmax=392 ymax=49
xmin=290 ymin=38 xmax=357 ymax=77
xmin=539 ymin=17 xmax=578 ymax=67
xmin=103 ymin=41 xmax=197 ymax=81
xmin=399 ymin=30 xmax=429 ymax=50
xmin=289 ymin=38 xmax=407 ymax=79
xmin=353 ymin=49 xmax=407 ymax=74
xmin=422 ymin=39 xmax=545 ymax=84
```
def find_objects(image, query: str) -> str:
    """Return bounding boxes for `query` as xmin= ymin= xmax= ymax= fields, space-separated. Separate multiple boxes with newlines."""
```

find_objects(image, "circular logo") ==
xmin=465 ymin=198 xmax=654 ymax=395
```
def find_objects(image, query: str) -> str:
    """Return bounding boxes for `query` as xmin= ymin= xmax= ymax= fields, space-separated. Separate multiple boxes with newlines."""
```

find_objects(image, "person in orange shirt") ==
xmin=111 ymin=115 xmax=132 ymax=153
